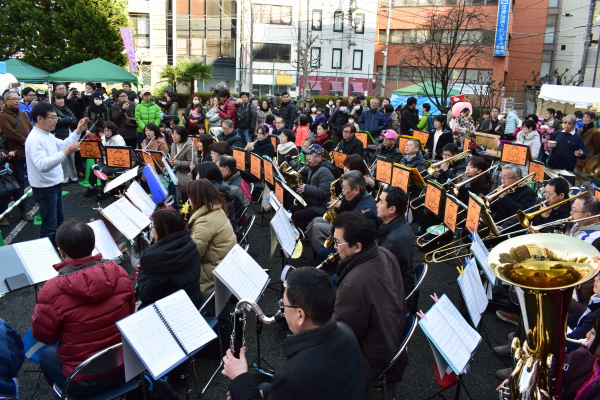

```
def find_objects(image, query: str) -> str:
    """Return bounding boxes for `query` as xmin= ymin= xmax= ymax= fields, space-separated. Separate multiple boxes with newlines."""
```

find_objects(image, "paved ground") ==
xmin=0 ymin=182 xmax=515 ymax=399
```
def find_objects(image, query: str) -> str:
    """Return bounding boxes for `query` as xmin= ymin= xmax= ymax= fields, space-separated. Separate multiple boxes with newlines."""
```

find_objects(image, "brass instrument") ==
xmin=447 ymin=165 xmax=498 ymax=198
xmin=421 ymin=150 xmax=471 ymax=176
xmin=516 ymin=192 xmax=587 ymax=229
xmin=231 ymin=298 xmax=282 ymax=358
xmin=480 ymin=172 xmax=536 ymax=209
xmin=409 ymin=173 xmax=466 ymax=210
xmin=324 ymin=208 xmax=371 ymax=248
xmin=279 ymin=161 xmax=308 ymax=206
xmin=316 ymin=253 xmax=340 ymax=270
xmin=488 ymin=234 xmax=600 ymax=400
xmin=323 ymin=177 xmax=342 ymax=223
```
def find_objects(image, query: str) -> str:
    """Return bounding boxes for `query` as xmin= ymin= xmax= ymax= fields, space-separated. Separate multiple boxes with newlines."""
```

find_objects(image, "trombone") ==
xmin=446 ymin=165 xmax=498 ymax=198
xmin=516 ymin=191 xmax=587 ymax=228
xmin=409 ymin=172 xmax=466 ymax=210
xmin=421 ymin=150 xmax=471 ymax=176
xmin=479 ymin=172 xmax=536 ymax=209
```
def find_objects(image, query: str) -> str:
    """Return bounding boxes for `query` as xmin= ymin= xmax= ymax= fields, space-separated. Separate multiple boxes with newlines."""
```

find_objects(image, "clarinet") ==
xmin=231 ymin=298 xmax=281 ymax=358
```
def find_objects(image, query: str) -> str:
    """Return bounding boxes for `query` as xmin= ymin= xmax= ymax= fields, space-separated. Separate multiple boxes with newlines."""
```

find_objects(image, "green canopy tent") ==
xmin=2 ymin=59 xmax=49 ymax=83
xmin=48 ymin=58 xmax=138 ymax=84
xmin=392 ymin=82 xmax=460 ymax=97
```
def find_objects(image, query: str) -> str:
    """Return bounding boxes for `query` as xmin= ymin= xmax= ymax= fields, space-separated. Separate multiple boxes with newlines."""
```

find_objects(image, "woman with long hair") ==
xmin=277 ymin=129 xmax=299 ymax=165
xmin=343 ymin=154 xmax=375 ymax=192
xmin=256 ymin=100 xmax=272 ymax=133
xmin=51 ymin=93 xmax=78 ymax=183
xmin=187 ymin=179 xmax=237 ymax=297
xmin=425 ymin=114 xmax=453 ymax=160
xmin=137 ymin=209 xmax=202 ymax=309
xmin=160 ymin=91 xmax=179 ymax=124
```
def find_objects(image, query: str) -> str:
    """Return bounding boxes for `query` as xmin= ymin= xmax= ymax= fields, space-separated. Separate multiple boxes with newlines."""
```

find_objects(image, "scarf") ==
xmin=278 ymin=141 xmax=296 ymax=155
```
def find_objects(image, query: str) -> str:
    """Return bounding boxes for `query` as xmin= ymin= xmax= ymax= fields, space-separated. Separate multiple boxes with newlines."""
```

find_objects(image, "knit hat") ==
xmin=382 ymin=129 xmax=398 ymax=139
xmin=92 ymin=89 xmax=103 ymax=99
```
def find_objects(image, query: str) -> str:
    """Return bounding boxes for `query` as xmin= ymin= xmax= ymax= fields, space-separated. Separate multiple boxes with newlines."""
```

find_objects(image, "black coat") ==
xmin=376 ymin=215 xmax=416 ymax=309
xmin=228 ymin=321 xmax=363 ymax=400
xmin=436 ymin=157 xmax=467 ymax=183
xmin=328 ymin=109 xmax=350 ymax=138
xmin=338 ymin=135 xmax=364 ymax=156
xmin=218 ymin=131 xmax=244 ymax=149
xmin=279 ymin=101 xmax=297 ymax=130
xmin=236 ymin=103 xmax=257 ymax=131
xmin=137 ymin=229 xmax=202 ymax=309
xmin=400 ymin=105 xmax=417 ymax=136
xmin=426 ymin=128 xmax=453 ymax=160
xmin=530 ymin=200 xmax=571 ymax=232
xmin=376 ymin=144 xmax=402 ymax=163
xmin=251 ymin=137 xmax=275 ymax=158
xmin=52 ymin=106 xmax=77 ymax=140
xmin=491 ymin=184 xmax=537 ymax=224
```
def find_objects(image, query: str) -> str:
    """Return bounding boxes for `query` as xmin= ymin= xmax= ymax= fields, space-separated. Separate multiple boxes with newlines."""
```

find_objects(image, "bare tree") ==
xmin=553 ymin=68 xmax=583 ymax=86
xmin=521 ymin=69 xmax=549 ymax=113
xmin=466 ymin=72 xmax=504 ymax=114
xmin=293 ymin=34 xmax=321 ymax=109
xmin=397 ymin=1 xmax=492 ymax=113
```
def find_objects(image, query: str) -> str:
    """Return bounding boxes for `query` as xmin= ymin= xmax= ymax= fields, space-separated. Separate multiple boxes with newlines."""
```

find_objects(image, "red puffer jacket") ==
xmin=218 ymin=96 xmax=237 ymax=128
xmin=31 ymin=254 xmax=135 ymax=380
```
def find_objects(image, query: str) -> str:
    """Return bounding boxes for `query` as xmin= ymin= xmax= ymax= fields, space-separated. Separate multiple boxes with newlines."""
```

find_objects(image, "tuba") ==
xmin=488 ymin=234 xmax=600 ymax=400
xmin=231 ymin=298 xmax=281 ymax=358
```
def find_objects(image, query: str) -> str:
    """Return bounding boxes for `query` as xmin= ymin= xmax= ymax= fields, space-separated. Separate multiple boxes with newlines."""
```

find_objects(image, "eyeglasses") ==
xmin=278 ymin=298 xmax=310 ymax=318
xmin=119 ymin=95 xmax=128 ymax=98
xmin=563 ymin=121 xmax=574 ymax=125
xmin=333 ymin=238 xmax=349 ymax=247
xmin=6 ymin=97 xmax=19 ymax=101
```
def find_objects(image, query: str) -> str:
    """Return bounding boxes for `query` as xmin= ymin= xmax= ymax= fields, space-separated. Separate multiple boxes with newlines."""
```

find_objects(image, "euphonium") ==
xmin=231 ymin=298 xmax=282 ymax=358
xmin=488 ymin=234 xmax=600 ymax=400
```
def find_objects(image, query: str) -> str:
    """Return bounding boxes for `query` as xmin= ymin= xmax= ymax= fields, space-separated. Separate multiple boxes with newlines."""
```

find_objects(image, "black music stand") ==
xmin=427 ymin=372 xmax=474 ymax=400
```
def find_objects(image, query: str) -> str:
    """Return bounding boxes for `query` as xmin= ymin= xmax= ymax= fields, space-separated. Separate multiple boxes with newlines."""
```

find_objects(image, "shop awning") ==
xmin=331 ymin=82 xmax=343 ymax=92
xmin=351 ymin=82 xmax=364 ymax=93
xmin=309 ymin=81 xmax=322 ymax=91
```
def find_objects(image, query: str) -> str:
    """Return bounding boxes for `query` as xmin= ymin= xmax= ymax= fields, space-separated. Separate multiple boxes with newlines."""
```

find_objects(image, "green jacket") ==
xmin=417 ymin=112 xmax=430 ymax=131
xmin=135 ymin=99 xmax=161 ymax=132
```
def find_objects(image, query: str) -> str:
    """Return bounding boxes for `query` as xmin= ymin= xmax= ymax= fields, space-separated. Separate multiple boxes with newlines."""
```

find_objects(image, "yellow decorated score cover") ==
xmin=595 ymin=188 xmax=600 ymax=202
xmin=375 ymin=159 xmax=392 ymax=185
xmin=233 ymin=149 xmax=246 ymax=171
xmin=463 ymin=137 xmax=471 ymax=152
xmin=250 ymin=153 xmax=262 ymax=180
xmin=80 ymin=140 xmax=102 ymax=159
xmin=444 ymin=197 xmax=459 ymax=232
xmin=391 ymin=164 xmax=411 ymax=193
xmin=275 ymin=181 xmax=284 ymax=205
xmin=355 ymin=132 xmax=368 ymax=148
xmin=465 ymin=196 xmax=481 ymax=233
xmin=136 ymin=150 xmax=156 ymax=171
xmin=413 ymin=130 xmax=429 ymax=147
xmin=263 ymin=158 xmax=274 ymax=186
xmin=106 ymin=147 xmax=132 ymax=169
xmin=424 ymin=182 xmax=442 ymax=216
xmin=528 ymin=160 xmax=544 ymax=182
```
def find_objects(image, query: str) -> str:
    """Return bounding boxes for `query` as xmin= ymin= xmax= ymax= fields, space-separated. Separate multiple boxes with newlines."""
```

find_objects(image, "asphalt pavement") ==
xmin=0 ymin=181 xmax=514 ymax=399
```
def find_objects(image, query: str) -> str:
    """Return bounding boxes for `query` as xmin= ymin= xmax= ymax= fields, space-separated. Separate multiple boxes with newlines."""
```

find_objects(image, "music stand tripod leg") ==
xmin=250 ymin=318 xmax=276 ymax=377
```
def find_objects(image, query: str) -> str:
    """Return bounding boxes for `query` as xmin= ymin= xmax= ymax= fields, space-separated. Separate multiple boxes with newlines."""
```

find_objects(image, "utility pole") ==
xmin=380 ymin=3 xmax=392 ymax=97
xmin=580 ymin=0 xmax=596 ymax=84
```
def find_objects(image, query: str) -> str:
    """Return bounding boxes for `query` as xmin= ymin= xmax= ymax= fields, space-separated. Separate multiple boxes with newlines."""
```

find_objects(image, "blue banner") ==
xmin=494 ymin=0 xmax=511 ymax=56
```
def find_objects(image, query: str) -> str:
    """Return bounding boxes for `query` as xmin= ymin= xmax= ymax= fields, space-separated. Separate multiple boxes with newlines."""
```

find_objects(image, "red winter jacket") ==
xmin=218 ymin=97 xmax=237 ymax=128
xmin=31 ymin=254 xmax=135 ymax=380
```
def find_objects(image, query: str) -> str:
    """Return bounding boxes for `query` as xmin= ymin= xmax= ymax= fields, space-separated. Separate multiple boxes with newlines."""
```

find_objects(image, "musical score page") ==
xmin=13 ymin=238 xmax=60 ymax=284
xmin=457 ymin=258 xmax=489 ymax=327
xmin=470 ymin=231 xmax=495 ymax=284
xmin=155 ymin=290 xmax=217 ymax=354
xmin=104 ymin=167 xmax=139 ymax=193
xmin=125 ymin=181 xmax=156 ymax=216
xmin=88 ymin=220 xmax=122 ymax=260
xmin=270 ymin=207 xmax=298 ymax=257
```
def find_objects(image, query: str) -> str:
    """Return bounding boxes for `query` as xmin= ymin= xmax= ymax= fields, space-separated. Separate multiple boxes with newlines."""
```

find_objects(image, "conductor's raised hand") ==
xmin=76 ymin=117 xmax=90 ymax=134
xmin=63 ymin=142 xmax=79 ymax=156
xmin=222 ymin=347 xmax=248 ymax=380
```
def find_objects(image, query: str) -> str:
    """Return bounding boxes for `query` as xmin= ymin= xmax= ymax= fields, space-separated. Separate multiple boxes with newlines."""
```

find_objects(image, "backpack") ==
xmin=427 ymin=113 xmax=435 ymax=132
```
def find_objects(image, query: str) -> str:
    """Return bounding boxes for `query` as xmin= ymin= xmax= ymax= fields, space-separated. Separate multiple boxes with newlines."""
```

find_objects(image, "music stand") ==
xmin=106 ymin=147 xmax=135 ymax=169
xmin=79 ymin=140 xmax=105 ymax=161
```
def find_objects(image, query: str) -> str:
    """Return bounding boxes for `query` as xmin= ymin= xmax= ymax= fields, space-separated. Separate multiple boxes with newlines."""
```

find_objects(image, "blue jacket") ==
xmin=0 ymin=319 xmax=24 ymax=398
xmin=567 ymin=298 xmax=600 ymax=352
xmin=547 ymin=130 xmax=588 ymax=171
xmin=358 ymin=109 xmax=386 ymax=137
xmin=18 ymin=100 xmax=35 ymax=124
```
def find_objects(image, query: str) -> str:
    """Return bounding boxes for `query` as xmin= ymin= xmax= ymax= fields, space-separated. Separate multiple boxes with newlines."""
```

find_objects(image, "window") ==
xmin=130 ymin=13 xmax=150 ymax=48
xmin=353 ymin=50 xmax=363 ymax=70
xmin=332 ymin=48 xmax=342 ymax=69
xmin=252 ymin=4 xmax=292 ymax=25
xmin=378 ymin=29 xmax=428 ymax=44
xmin=310 ymin=47 xmax=321 ymax=68
xmin=252 ymin=43 xmax=292 ymax=62
xmin=334 ymin=11 xmax=344 ymax=32
xmin=354 ymin=13 xmax=364 ymax=34
xmin=312 ymin=10 xmax=322 ymax=31
xmin=383 ymin=0 xmax=497 ymax=5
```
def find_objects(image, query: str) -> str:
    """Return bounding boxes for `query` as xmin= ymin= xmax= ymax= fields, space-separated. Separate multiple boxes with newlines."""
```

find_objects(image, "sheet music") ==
xmin=470 ymin=231 xmax=495 ymax=284
xmin=88 ymin=220 xmax=122 ymax=260
xmin=13 ymin=238 xmax=60 ymax=284
xmin=270 ymin=207 xmax=298 ymax=257
xmin=101 ymin=200 xmax=143 ymax=240
xmin=213 ymin=244 xmax=270 ymax=315
xmin=104 ymin=167 xmax=139 ymax=193
xmin=155 ymin=290 xmax=217 ymax=354
xmin=419 ymin=295 xmax=481 ymax=375
xmin=116 ymin=305 xmax=186 ymax=380
xmin=457 ymin=258 xmax=489 ymax=327
xmin=125 ymin=181 xmax=156 ymax=217
xmin=115 ymin=197 xmax=151 ymax=231
xmin=276 ymin=178 xmax=306 ymax=206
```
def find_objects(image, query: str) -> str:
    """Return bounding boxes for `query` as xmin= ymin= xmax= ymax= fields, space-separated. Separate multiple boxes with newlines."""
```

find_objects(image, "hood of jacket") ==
xmin=53 ymin=254 xmax=125 ymax=303
xmin=141 ymin=98 xmax=157 ymax=107
xmin=140 ymin=229 xmax=197 ymax=274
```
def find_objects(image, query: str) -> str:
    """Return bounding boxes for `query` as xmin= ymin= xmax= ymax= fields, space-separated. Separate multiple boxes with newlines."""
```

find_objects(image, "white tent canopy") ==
xmin=539 ymin=84 xmax=600 ymax=106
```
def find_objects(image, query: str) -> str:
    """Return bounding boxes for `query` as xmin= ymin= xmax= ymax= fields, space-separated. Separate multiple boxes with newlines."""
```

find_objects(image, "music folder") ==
xmin=116 ymin=290 xmax=217 ymax=381
xmin=100 ymin=197 xmax=151 ymax=240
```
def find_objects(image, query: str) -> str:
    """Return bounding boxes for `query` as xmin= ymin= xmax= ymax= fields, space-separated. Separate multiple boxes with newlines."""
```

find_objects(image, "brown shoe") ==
xmin=21 ymin=214 xmax=34 ymax=222
xmin=0 ymin=218 xmax=9 ymax=227
xmin=496 ymin=310 xmax=519 ymax=326
xmin=496 ymin=367 xmax=512 ymax=380
xmin=78 ymin=172 xmax=85 ymax=178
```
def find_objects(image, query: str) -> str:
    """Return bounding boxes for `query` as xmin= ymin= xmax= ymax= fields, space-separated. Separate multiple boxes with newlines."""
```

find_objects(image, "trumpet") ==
xmin=231 ymin=298 xmax=282 ymax=358
xmin=421 ymin=151 xmax=471 ymax=176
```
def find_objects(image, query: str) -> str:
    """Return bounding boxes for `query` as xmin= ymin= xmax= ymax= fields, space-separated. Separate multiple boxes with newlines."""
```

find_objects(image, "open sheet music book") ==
xmin=419 ymin=295 xmax=481 ymax=376
xmin=470 ymin=231 xmax=495 ymax=285
xmin=213 ymin=244 xmax=270 ymax=315
xmin=270 ymin=206 xmax=298 ymax=258
xmin=116 ymin=290 xmax=217 ymax=381
xmin=457 ymin=258 xmax=489 ymax=327
xmin=88 ymin=220 xmax=122 ymax=260
xmin=104 ymin=167 xmax=139 ymax=193
xmin=100 ymin=197 xmax=151 ymax=240
xmin=11 ymin=238 xmax=61 ymax=285
xmin=125 ymin=181 xmax=156 ymax=217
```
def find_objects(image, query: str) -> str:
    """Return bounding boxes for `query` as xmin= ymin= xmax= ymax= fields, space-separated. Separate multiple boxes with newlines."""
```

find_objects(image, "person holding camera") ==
xmin=110 ymin=89 xmax=137 ymax=148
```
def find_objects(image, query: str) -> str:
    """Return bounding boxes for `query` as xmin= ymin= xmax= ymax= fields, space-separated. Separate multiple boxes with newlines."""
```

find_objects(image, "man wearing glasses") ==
xmin=25 ymin=103 xmax=89 ymax=242
xmin=0 ymin=90 xmax=34 ymax=222
xmin=547 ymin=114 xmax=588 ymax=178
xmin=331 ymin=211 xmax=408 ymax=392
xmin=337 ymin=123 xmax=364 ymax=156
xmin=222 ymin=267 xmax=363 ymax=400
xmin=570 ymin=193 xmax=600 ymax=245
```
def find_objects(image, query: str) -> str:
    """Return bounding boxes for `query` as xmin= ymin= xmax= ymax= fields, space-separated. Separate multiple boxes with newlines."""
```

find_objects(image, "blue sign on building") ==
xmin=494 ymin=0 xmax=511 ymax=56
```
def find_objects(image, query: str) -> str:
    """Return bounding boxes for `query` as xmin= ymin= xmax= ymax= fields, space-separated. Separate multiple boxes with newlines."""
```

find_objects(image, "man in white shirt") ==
xmin=25 ymin=103 xmax=88 ymax=241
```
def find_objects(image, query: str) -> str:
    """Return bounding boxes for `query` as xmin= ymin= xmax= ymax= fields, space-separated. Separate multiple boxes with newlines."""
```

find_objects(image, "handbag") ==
xmin=0 ymin=167 xmax=18 ymax=195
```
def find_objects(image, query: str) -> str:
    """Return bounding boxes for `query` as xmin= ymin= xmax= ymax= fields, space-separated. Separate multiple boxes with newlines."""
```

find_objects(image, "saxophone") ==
xmin=230 ymin=298 xmax=282 ymax=358
xmin=323 ymin=177 xmax=342 ymax=223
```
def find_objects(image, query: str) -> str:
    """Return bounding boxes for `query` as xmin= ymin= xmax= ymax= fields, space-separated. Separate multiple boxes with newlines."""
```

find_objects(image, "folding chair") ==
xmin=52 ymin=343 xmax=139 ymax=400
xmin=370 ymin=314 xmax=419 ymax=399
xmin=406 ymin=263 xmax=428 ymax=302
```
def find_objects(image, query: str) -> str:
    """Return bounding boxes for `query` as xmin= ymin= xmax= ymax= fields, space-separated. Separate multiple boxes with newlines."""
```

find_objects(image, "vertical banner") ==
xmin=493 ymin=0 xmax=511 ymax=56
xmin=120 ymin=27 xmax=138 ymax=72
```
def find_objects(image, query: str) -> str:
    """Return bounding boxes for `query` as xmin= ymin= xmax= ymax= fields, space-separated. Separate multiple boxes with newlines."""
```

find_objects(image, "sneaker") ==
xmin=496 ymin=367 xmax=512 ymax=380
xmin=493 ymin=344 xmax=511 ymax=358
xmin=21 ymin=214 xmax=33 ymax=222
xmin=496 ymin=310 xmax=519 ymax=326
xmin=0 ymin=218 xmax=9 ymax=227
